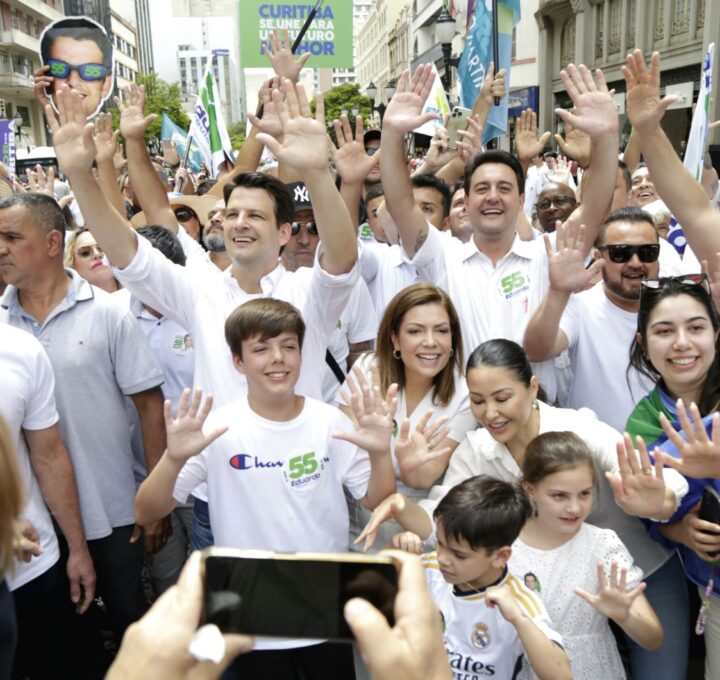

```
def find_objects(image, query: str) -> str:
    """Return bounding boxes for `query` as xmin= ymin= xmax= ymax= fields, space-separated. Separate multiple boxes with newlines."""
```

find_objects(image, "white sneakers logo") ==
xmin=294 ymin=185 xmax=310 ymax=204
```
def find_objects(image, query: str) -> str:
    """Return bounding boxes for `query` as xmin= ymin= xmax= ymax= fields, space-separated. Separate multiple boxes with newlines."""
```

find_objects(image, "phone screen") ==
xmin=203 ymin=554 xmax=398 ymax=641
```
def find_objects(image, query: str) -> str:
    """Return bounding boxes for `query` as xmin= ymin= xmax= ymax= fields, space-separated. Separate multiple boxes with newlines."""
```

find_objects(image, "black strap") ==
xmin=325 ymin=349 xmax=345 ymax=384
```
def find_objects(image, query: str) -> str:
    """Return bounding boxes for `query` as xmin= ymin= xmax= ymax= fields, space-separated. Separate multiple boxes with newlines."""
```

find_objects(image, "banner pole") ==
xmin=492 ymin=0 xmax=500 ymax=106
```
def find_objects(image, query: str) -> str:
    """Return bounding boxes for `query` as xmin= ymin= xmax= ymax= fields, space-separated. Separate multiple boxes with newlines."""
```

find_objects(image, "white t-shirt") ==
xmin=410 ymin=224 xmax=558 ymax=402
xmin=658 ymin=237 xmax=683 ymax=276
xmin=510 ymin=524 xmax=642 ymax=680
xmin=423 ymin=554 xmax=563 ymax=680
xmin=113 ymin=233 xmax=357 ymax=407
xmin=171 ymin=395 xmax=372 ymax=650
xmin=559 ymin=282 xmax=655 ymax=432
xmin=337 ymin=353 xmax=476 ymax=500
xmin=358 ymin=241 xmax=420 ymax=322
xmin=420 ymin=401 xmax=687 ymax=576
xmin=322 ymin=278 xmax=377 ymax=403
xmin=0 ymin=323 xmax=61 ymax=590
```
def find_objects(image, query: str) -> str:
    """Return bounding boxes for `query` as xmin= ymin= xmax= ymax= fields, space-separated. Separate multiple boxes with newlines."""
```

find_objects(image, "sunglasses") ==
xmin=536 ymin=196 xmax=576 ymax=211
xmin=291 ymin=221 xmax=318 ymax=236
xmin=174 ymin=207 xmax=197 ymax=223
xmin=365 ymin=146 xmax=379 ymax=156
xmin=641 ymin=273 xmax=709 ymax=291
xmin=598 ymin=243 xmax=660 ymax=264
xmin=48 ymin=59 xmax=109 ymax=81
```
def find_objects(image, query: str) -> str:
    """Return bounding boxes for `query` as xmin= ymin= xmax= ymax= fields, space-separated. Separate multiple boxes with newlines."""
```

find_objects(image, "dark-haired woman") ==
xmin=362 ymin=339 xmax=689 ymax=680
xmin=627 ymin=275 xmax=720 ymax=678
xmin=338 ymin=283 xmax=476 ymax=551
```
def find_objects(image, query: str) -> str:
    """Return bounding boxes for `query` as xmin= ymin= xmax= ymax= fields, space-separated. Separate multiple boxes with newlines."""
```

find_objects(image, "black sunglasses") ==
xmin=174 ymin=207 xmax=197 ymax=223
xmin=291 ymin=221 xmax=318 ymax=236
xmin=641 ymin=273 xmax=709 ymax=292
xmin=598 ymin=243 xmax=660 ymax=264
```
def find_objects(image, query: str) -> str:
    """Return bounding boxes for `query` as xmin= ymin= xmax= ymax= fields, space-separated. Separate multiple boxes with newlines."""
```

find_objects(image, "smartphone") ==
xmin=699 ymin=485 xmax=720 ymax=558
xmin=202 ymin=548 xmax=399 ymax=642
xmin=447 ymin=107 xmax=472 ymax=150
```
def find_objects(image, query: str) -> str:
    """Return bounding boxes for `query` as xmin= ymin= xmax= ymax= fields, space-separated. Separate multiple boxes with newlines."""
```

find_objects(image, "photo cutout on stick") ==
xmin=39 ymin=16 xmax=114 ymax=120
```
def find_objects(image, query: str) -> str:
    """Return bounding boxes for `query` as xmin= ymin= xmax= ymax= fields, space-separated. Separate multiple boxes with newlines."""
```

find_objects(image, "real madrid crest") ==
xmin=471 ymin=622 xmax=490 ymax=649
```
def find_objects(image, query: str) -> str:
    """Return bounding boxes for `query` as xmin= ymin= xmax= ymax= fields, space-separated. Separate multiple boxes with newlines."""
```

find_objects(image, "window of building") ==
xmin=672 ymin=0 xmax=689 ymax=35
xmin=595 ymin=2 xmax=604 ymax=60
xmin=608 ymin=0 xmax=621 ymax=53
xmin=626 ymin=0 xmax=636 ymax=48
xmin=655 ymin=0 xmax=665 ymax=41
xmin=561 ymin=16 xmax=576 ymax=67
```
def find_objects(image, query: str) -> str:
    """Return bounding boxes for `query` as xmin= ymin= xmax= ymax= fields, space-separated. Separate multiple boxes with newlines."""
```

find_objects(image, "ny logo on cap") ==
xmin=294 ymin=185 xmax=310 ymax=204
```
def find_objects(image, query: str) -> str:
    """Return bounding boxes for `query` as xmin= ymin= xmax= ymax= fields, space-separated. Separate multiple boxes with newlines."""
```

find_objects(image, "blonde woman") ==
xmin=64 ymin=227 xmax=120 ymax=293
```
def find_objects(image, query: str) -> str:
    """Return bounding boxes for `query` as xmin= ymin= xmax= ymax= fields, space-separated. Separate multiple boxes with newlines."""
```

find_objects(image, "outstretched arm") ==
xmin=380 ymin=65 xmax=440 ymax=257
xmin=556 ymin=65 xmax=619 ymax=250
xmin=624 ymin=50 xmax=720 ymax=262
xmin=251 ymin=80 xmax=357 ymax=274
xmin=118 ymin=84 xmax=179 ymax=234
xmin=48 ymin=87 xmax=138 ymax=268
xmin=92 ymin=112 xmax=125 ymax=216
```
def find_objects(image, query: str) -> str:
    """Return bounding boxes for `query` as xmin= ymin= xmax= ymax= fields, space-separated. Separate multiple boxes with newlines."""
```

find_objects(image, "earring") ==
xmin=393 ymin=349 xmax=401 ymax=359
xmin=532 ymin=399 xmax=539 ymax=410
xmin=449 ymin=348 xmax=454 ymax=357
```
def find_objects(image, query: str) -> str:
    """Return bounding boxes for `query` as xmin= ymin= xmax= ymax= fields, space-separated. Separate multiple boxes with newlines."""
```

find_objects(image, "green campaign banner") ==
xmin=239 ymin=1 xmax=353 ymax=68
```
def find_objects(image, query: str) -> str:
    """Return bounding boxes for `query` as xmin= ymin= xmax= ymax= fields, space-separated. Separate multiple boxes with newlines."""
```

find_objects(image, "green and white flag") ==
xmin=188 ymin=66 xmax=234 ymax=178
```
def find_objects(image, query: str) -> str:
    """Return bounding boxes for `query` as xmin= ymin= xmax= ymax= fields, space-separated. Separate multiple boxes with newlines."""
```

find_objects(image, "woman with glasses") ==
xmin=627 ymin=274 xmax=720 ymax=678
xmin=64 ymin=227 xmax=120 ymax=293
xmin=338 ymin=283 xmax=476 ymax=552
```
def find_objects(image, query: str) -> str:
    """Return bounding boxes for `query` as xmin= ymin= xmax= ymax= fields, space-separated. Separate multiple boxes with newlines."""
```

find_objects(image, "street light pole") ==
xmin=435 ymin=8 xmax=459 ymax=93
xmin=366 ymin=80 xmax=396 ymax=124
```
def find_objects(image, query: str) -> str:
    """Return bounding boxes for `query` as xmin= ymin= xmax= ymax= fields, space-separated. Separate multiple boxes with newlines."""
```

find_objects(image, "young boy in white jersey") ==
xmin=135 ymin=298 xmax=396 ymax=679
xmin=397 ymin=477 xmax=571 ymax=680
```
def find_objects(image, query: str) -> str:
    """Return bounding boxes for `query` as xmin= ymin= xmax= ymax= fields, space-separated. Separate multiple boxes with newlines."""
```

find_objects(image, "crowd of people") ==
xmin=1 ymin=27 xmax=720 ymax=680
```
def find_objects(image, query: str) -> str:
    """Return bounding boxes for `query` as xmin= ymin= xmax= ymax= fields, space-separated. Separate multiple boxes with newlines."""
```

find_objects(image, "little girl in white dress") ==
xmin=508 ymin=431 xmax=663 ymax=679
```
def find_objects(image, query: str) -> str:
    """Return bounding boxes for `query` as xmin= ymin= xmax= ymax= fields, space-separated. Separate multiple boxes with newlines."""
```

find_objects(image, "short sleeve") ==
xmin=172 ymin=453 xmax=208 ymax=504
xmin=111 ymin=308 xmax=165 ymax=395
xmin=599 ymin=528 xmax=644 ymax=588
xmin=22 ymin=339 xmax=59 ymax=431
xmin=330 ymin=410 xmax=371 ymax=499
xmin=445 ymin=383 xmax=476 ymax=443
xmin=345 ymin=280 xmax=377 ymax=344
xmin=409 ymin=223 xmax=448 ymax=288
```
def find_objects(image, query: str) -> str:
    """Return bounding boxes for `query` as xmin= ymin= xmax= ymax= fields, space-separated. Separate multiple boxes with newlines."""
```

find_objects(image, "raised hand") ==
xmin=656 ymin=401 xmax=720 ymax=479
xmin=165 ymin=389 xmax=228 ymax=463
xmin=515 ymin=109 xmax=551 ymax=164
xmin=555 ymin=119 xmax=591 ymax=168
xmin=391 ymin=531 xmax=423 ymax=554
xmin=456 ymin=116 xmax=484 ymax=164
xmin=332 ymin=114 xmax=380 ymax=184
xmin=254 ymin=76 xmax=285 ymax=141
xmin=33 ymin=64 xmax=53 ymax=110
xmin=422 ymin=123 xmax=456 ymax=170
xmin=546 ymin=154 xmax=572 ymax=184
xmin=574 ymin=561 xmax=646 ymax=623
xmin=623 ymin=50 xmax=676 ymax=134
xmin=546 ymin=222 xmax=602 ymax=293
xmin=478 ymin=62 xmax=507 ymax=107
xmin=702 ymin=255 xmax=720 ymax=324
xmin=161 ymin=139 xmax=181 ymax=168
xmin=262 ymin=28 xmax=311 ymax=83
xmin=394 ymin=409 xmax=451 ymax=475
xmin=355 ymin=492 xmax=407 ymax=553
xmin=116 ymin=83 xmax=157 ymax=141
xmin=607 ymin=433 xmax=667 ymax=518
xmin=382 ymin=65 xmax=439 ymax=135
xmin=93 ymin=112 xmax=120 ymax=165
xmin=45 ymin=86 xmax=97 ymax=178
xmin=250 ymin=79 xmax=329 ymax=174
xmin=555 ymin=64 xmax=618 ymax=139
xmin=333 ymin=364 xmax=398 ymax=455
xmin=25 ymin=163 xmax=56 ymax=197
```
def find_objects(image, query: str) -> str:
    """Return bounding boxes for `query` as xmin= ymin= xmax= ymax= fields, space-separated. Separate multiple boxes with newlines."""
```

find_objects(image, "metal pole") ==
xmin=492 ymin=0 xmax=500 ymax=106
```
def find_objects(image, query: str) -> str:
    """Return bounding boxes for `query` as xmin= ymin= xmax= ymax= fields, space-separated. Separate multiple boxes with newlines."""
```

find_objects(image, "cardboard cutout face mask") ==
xmin=39 ymin=17 xmax=115 ymax=121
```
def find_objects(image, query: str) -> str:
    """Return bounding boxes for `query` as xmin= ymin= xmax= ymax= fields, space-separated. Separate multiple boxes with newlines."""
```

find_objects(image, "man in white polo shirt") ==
xmin=380 ymin=64 xmax=619 ymax=401
xmin=0 ymin=322 xmax=94 ymax=678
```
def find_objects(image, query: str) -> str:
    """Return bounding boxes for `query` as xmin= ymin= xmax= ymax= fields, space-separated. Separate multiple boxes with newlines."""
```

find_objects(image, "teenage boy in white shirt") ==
xmin=135 ymin=298 xmax=396 ymax=678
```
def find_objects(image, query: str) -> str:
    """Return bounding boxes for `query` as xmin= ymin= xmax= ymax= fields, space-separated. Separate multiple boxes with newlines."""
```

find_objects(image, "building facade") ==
xmin=0 ymin=0 xmax=65 ymax=149
xmin=133 ymin=0 xmax=152 ymax=73
xmin=110 ymin=0 xmax=138 ymax=91
xmin=332 ymin=0 xmax=375 ymax=87
xmin=535 ymin=0 xmax=720 ymax=151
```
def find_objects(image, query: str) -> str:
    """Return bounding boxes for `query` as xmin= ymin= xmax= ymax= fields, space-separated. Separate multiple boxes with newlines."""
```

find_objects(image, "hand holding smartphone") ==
xmin=699 ymin=485 xmax=720 ymax=558
xmin=202 ymin=549 xmax=399 ymax=642
xmin=446 ymin=107 xmax=472 ymax=150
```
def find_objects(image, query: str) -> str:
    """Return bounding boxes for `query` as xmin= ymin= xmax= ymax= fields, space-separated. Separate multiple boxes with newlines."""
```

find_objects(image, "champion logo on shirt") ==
xmin=228 ymin=453 xmax=283 ymax=471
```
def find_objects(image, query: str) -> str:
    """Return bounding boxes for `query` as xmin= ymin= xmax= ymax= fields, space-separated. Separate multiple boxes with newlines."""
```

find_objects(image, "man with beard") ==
xmin=202 ymin=199 xmax=231 ymax=271
xmin=523 ymin=207 xmax=660 ymax=431
xmin=535 ymin=182 xmax=577 ymax=233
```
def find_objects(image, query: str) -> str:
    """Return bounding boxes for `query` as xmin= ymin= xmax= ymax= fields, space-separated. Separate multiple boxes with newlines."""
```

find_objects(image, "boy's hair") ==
xmin=225 ymin=298 xmax=305 ymax=359
xmin=365 ymin=183 xmax=385 ymax=205
xmin=434 ymin=476 xmax=531 ymax=552
xmin=411 ymin=174 xmax=452 ymax=218
xmin=136 ymin=226 xmax=186 ymax=266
